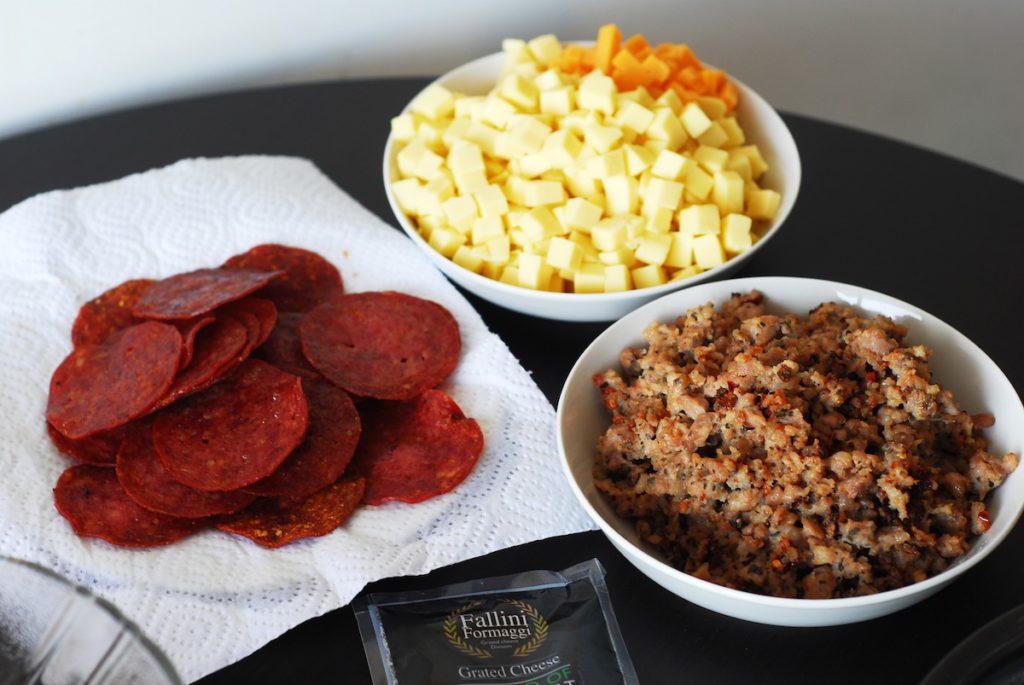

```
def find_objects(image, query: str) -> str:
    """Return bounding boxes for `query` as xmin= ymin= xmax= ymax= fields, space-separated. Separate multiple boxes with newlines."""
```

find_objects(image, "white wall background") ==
xmin=4 ymin=0 xmax=1023 ymax=180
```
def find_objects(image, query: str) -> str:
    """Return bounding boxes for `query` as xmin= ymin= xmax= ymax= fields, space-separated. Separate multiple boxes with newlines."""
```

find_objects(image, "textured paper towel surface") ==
xmin=0 ymin=157 xmax=595 ymax=682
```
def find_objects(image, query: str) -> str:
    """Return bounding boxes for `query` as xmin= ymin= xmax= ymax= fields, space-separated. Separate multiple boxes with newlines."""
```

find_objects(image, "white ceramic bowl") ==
xmin=383 ymin=52 xmax=801 ymax=322
xmin=557 ymin=276 xmax=1024 ymax=626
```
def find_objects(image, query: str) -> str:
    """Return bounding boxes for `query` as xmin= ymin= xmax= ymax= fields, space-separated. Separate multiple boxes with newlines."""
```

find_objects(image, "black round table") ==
xmin=2 ymin=78 xmax=1022 ymax=685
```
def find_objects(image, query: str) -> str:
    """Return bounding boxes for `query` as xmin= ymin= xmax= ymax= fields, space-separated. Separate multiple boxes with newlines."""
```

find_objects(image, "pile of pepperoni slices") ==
xmin=46 ymin=244 xmax=484 ymax=549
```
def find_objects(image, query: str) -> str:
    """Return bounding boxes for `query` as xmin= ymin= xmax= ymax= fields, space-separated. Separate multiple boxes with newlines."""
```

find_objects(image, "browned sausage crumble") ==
xmin=593 ymin=291 xmax=1018 ymax=598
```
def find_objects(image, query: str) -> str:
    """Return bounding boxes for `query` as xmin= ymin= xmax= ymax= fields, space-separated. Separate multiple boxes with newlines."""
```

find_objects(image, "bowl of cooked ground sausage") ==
xmin=557 ymin=276 xmax=1024 ymax=626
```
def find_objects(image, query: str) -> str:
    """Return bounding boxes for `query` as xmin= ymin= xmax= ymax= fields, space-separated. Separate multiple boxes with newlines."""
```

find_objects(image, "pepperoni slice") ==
xmin=299 ymin=292 xmax=460 ymax=400
xmin=349 ymin=390 xmax=483 ymax=505
xmin=132 ymin=268 xmax=281 ymax=321
xmin=116 ymin=423 xmax=256 ymax=519
xmin=71 ymin=279 xmax=155 ymax=348
xmin=246 ymin=379 xmax=361 ymax=498
xmin=175 ymin=315 xmax=215 ymax=370
xmin=152 ymin=359 xmax=309 ymax=492
xmin=153 ymin=315 xmax=250 ymax=410
xmin=256 ymin=311 xmax=320 ymax=379
xmin=53 ymin=464 xmax=203 ymax=548
xmin=223 ymin=244 xmax=343 ymax=312
xmin=220 ymin=297 xmax=277 ymax=348
xmin=47 ymin=423 xmax=125 ymax=466
xmin=47 ymin=322 xmax=183 ymax=440
xmin=217 ymin=477 xmax=365 ymax=548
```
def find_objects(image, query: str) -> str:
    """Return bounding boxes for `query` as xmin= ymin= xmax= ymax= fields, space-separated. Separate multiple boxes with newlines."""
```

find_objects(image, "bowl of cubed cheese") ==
xmin=384 ymin=25 xmax=801 ymax=321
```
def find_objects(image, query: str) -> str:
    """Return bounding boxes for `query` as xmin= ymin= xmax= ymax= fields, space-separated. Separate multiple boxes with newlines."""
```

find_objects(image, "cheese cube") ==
xmin=643 ymin=177 xmax=684 ymax=212
xmin=577 ymin=71 xmax=616 ymax=115
xmin=524 ymin=237 xmax=550 ymax=255
xmin=664 ymin=233 xmax=695 ymax=268
xmin=503 ymin=175 xmax=528 ymax=205
xmin=518 ymin=253 xmax=553 ymax=290
xmin=565 ymin=165 xmax=600 ymax=198
xmin=505 ymin=117 xmax=551 ymax=157
xmin=696 ymin=97 xmax=727 ymax=121
xmin=447 ymin=142 xmax=485 ymax=175
xmin=517 ymin=153 xmax=552 ymax=178
xmin=452 ymin=245 xmax=484 ymax=273
xmin=722 ymin=214 xmax=754 ymax=254
xmin=540 ymin=87 xmax=574 ymax=116
xmin=693 ymin=234 xmax=726 ymax=269
xmin=546 ymin=236 xmax=583 ymax=271
xmin=498 ymin=73 xmax=539 ymax=111
xmin=643 ymin=139 xmax=669 ymax=155
xmin=697 ymin=122 xmax=729 ymax=149
xmin=441 ymin=196 xmax=478 ymax=233
xmin=598 ymin=247 xmax=637 ymax=267
xmin=680 ymin=102 xmax=713 ymax=138
xmin=712 ymin=171 xmax=745 ymax=214
xmin=655 ymin=88 xmax=684 ymax=115
xmin=520 ymin=206 xmax=563 ymax=240
xmin=684 ymin=164 xmax=714 ymax=201
xmin=726 ymin=152 xmax=753 ymax=182
xmin=624 ymin=86 xmax=655 ymax=108
xmin=590 ymin=218 xmax=628 ymax=251
xmin=694 ymin=145 xmax=730 ymax=173
xmin=390 ymin=113 xmax=418 ymax=143
xmin=396 ymin=138 xmax=428 ymax=177
xmin=418 ymin=174 xmax=454 ymax=216
xmin=631 ymin=264 xmax=667 ymax=289
xmin=540 ymin=130 xmax=582 ymax=169
xmin=463 ymin=122 xmax=500 ymax=155
xmin=645 ymin=108 xmax=687 ymax=150
xmin=650 ymin=150 xmax=693 ymax=181
xmin=502 ymin=39 xmax=535 ymax=68
xmin=574 ymin=263 xmax=606 ymax=293
xmin=485 ymin=234 xmax=511 ymax=262
xmin=528 ymin=34 xmax=562 ymax=66
xmin=481 ymin=95 xmax=517 ymax=128
xmin=534 ymin=69 xmax=564 ymax=92
xmin=410 ymin=84 xmax=455 ymax=121
xmin=679 ymin=204 xmax=721 ymax=235
xmin=586 ymin=148 xmax=626 ymax=179
xmin=499 ymin=265 xmax=519 ymax=286
xmin=624 ymin=144 xmax=655 ymax=176
xmin=481 ymin=259 xmax=504 ymax=280
xmin=670 ymin=264 xmax=703 ymax=281
xmin=644 ymin=206 xmax=674 ymax=234
xmin=455 ymin=95 xmax=485 ymax=120
xmin=453 ymin=169 xmax=488 ymax=195
xmin=746 ymin=188 xmax=781 ymax=220
xmin=416 ymin=120 xmax=445 ymax=148
xmin=734 ymin=145 xmax=769 ymax=178
xmin=604 ymin=264 xmax=633 ymax=292
xmin=634 ymin=233 xmax=673 ymax=266
xmin=568 ymin=230 xmax=600 ymax=259
xmin=471 ymin=215 xmax=506 ymax=245
xmin=428 ymin=227 xmax=466 ymax=257
xmin=546 ymin=272 xmax=567 ymax=292
xmin=602 ymin=175 xmax=639 ymax=215
xmin=441 ymin=118 xmax=470 ymax=148
xmin=564 ymin=197 xmax=603 ymax=231
xmin=391 ymin=178 xmax=422 ymax=215
xmin=583 ymin=124 xmax=623 ymax=153
xmin=473 ymin=184 xmax=509 ymax=217
xmin=719 ymin=117 xmax=746 ymax=147
xmin=615 ymin=100 xmax=656 ymax=134
xmin=522 ymin=180 xmax=565 ymax=207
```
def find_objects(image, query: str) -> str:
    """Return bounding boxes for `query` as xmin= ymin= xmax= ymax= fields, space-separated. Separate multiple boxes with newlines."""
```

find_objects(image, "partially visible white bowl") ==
xmin=383 ymin=51 xmax=801 ymax=322
xmin=557 ymin=276 xmax=1024 ymax=625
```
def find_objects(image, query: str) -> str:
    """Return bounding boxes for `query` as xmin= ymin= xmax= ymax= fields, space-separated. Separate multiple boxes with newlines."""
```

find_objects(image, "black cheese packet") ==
xmin=354 ymin=559 xmax=638 ymax=685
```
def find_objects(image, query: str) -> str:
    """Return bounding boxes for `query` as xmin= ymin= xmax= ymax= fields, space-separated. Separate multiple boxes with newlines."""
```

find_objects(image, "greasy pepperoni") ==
xmin=116 ymin=422 xmax=256 ymax=519
xmin=71 ymin=279 xmax=155 ymax=348
xmin=151 ymin=359 xmax=309 ymax=492
xmin=47 ymin=423 xmax=125 ymax=466
xmin=256 ymin=311 xmax=320 ymax=379
xmin=47 ymin=322 xmax=182 ymax=440
xmin=223 ymin=244 xmax=343 ymax=312
xmin=217 ymin=477 xmax=365 ymax=548
xmin=349 ymin=390 xmax=483 ymax=505
xmin=175 ymin=315 xmax=215 ymax=370
xmin=299 ymin=292 xmax=460 ymax=400
xmin=246 ymin=379 xmax=361 ymax=498
xmin=53 ymin=464 xmax=203 ymax=548
xmin=132 ymin=268 xmax=281 ymax=321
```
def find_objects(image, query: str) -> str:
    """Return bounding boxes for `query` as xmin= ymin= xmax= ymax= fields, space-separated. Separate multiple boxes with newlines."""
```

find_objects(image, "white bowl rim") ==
xmin=556 ymin=275 xmax=1024 ymax=609
xmin=382 ymin=49 xmax=802 ymax=305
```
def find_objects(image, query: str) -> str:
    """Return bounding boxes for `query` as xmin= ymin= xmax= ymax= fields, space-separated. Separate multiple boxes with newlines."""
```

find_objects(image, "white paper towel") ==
xmin=0 ymin=156 xmax=595 ymax=682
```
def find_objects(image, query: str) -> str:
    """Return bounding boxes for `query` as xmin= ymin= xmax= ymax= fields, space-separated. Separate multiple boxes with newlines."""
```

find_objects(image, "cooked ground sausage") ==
xmin=593 ymin=291 xmax=1018 ymax=598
